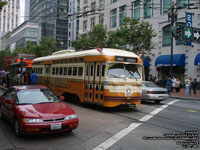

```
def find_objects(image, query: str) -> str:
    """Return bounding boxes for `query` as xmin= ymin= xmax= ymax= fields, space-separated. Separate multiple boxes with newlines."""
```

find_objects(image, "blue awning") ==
xmin=155 ymin=54 xmax=185 ymax=66
xmin=143 ymin=58 xmax=150 ymax=67
xmin=194 ymin=53 xmax=200 ymax=66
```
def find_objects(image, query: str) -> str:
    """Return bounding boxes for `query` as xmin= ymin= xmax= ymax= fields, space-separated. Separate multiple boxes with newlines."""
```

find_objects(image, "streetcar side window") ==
xmin=56 ymin=68 xmax=59 ymax=75
xmin=73 ymin=67 xmax=78 ymax=76
xmin=78 ymin=67 xmax=83 ymax=76
xmin=86 ymin=65 xmax=89 ymax=76
xmin=64 ymin=67 xmax=68 ymax=75
xmin=102 ymin=65 xmax=105 ymax=77
xmin=59 ymin=67 xmax=63 ymax=75
xmin=97 ymin=65 xmax=100 ymax=77
xmin=68 ymin=67 xmax=72 ymax=75
xmin=52 ymin=68 xmax=55 ymax=75
xmin=91 ymin=65 xmax=93 ymax=76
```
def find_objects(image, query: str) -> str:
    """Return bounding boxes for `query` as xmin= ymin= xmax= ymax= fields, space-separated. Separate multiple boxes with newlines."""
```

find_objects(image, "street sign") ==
xmin=184 ymin=27 xmax=193 ymax=40
xmin=193 ymin=30 xmax=200 ymax=42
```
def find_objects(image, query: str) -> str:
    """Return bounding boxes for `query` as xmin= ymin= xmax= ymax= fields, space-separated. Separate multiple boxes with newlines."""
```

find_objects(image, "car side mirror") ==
xmin=60 ymin=96 xmax=65 ymax=101
xmin=6 ymin=99 xmax=14 ymax=104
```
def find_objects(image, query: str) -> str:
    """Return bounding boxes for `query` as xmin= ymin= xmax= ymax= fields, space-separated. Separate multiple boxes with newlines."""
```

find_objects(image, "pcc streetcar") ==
xmin=32 ymin=48 xmax=143 ymax=107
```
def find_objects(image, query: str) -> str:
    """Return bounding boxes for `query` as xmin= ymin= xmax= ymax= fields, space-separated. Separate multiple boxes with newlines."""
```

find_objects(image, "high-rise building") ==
xmin=29 ymin=0 xmax=68 ymax=49
xmin=67 ymin=0 xmax=80 ymax=49
xmin=0 ymin=0 xmax=20 ymax=33
xmin=24 ymin=0 xmax=30 ymax=21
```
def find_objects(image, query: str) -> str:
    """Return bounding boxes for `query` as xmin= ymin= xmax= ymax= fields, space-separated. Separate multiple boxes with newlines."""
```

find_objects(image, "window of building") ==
xmin=91 ymin=17 xmax=95 ymax=29
xmin=111 ymin=0 xmax=117 ymax=3
xmin=119 ymin=5 xmax=126 ymax=26
xmin=160 ymin=0 xmax=172 ymax=14
xmin=91 ymin=2 xmax=96 ymax=11
xmin=64 ymin=67 xmax=68 ymax=75
xmin=144 ymin=0 xmax=153 ymax=19
xmin=99 ymin=14 xmax=104 ymax=24
xmin=83 ymin=20 xmax=87 ymax=32
xmin=162 ymin=25 xmax=171 ymax=47
xmin=110 ymin=9 xmax=117 ymax=28
xmin=59 ymin=67 xmax=63 ymax=75
xmin=69 ymin=31 xmax=71 ymax=37
xmin=176 ymin=0 xmax=187 ymax=9
xmin=56 ymin=68 xmax=59 ymax=75
xmin=84 ymin=0 xmax=88 ymax=4
xmin=133 ymin=0 xmax=140 ymax=20
xmin=99 ymin=0 xmax=105 ymax=10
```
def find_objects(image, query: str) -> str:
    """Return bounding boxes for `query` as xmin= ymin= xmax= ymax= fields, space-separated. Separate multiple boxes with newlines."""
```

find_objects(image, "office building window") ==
xmin=133 ymin=0 xmax=140 ymax=20
xmin=99 ymin=14 xmax=104 ymax=24
xmin=110 ymin=9 xmax=117 ymax=28
xmin=111 ymin=0 xmax=117 ymax=4
xmin=160 ymin=0 xmax=172 ymax=14
xmin=144 ymin=0 xmax=153 ymax=19
xmin=91 ymin=17 xmax=95 ymax=29
xmin=119 ymin=5 xmax=126 ymax=26
xmin=99 ymin=0 xmax=105 ymax=10
xmin=91 ymin=2 xmax=96 ymax=11
xmin=83 ymin=20 xmax=87 ymax=32
xmin=162 ymin=25 xmax=171 ymax=46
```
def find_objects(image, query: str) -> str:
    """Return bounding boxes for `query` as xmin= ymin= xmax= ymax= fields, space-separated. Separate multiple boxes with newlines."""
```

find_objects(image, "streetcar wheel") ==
xmin=14 ymin=119 xmax=21 ymax=137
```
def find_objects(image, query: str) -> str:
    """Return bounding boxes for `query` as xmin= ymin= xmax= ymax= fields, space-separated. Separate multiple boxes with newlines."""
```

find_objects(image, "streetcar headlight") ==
xmin=22 ymin=118 xmax=43 ymax=123
xmin=64 ymin=114 xmax=76 ymax=120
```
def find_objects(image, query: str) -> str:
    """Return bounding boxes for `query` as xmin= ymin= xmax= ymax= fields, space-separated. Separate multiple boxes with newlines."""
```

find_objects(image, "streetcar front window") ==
xmin=108 ymin=63 xmax=141 ymax=79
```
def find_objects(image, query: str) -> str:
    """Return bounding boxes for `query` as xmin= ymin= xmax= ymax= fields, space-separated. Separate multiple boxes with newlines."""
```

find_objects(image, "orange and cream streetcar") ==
xmin=32 ymin=48 xmax=143 ymax=107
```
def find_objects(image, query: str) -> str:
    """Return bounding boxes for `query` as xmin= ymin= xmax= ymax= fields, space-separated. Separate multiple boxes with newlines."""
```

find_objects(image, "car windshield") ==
xmin=143 ymin=82 xmax=159 ymax=88
xmin=107 ymin=63 xmax=141 ymax=79
xmin=17 ymin=89 xmax=60 ymax=105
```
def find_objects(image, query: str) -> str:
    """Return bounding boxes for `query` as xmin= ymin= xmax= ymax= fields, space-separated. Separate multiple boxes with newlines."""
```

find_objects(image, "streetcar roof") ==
xmin=33 ymin=48 xmax=139 ymax=62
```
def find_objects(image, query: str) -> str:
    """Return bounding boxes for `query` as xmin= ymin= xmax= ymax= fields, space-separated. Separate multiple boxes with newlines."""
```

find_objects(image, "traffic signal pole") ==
xmin=168 ymin=3 xmax=177 ymax=77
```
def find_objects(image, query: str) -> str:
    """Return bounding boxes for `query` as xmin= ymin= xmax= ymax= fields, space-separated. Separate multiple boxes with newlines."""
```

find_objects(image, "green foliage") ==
xmin=72 ymin=17 xmax=156 ymax=54
xmin=0 ymin=48 xmax=12 ymax=70
xmin=0 ymin=1 xmax=7 ymax=11
xmin=72 ymin=24 xmax=107 ymax=51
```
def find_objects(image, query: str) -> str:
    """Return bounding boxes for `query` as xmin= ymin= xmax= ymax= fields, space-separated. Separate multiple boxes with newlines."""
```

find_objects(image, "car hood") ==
xmin=17 ymin=102 xmax=75 ymax=119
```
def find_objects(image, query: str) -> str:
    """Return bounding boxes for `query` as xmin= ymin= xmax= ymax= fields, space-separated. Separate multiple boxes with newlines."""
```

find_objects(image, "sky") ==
xmin=20 ymin=0 xmax=25 ymax=24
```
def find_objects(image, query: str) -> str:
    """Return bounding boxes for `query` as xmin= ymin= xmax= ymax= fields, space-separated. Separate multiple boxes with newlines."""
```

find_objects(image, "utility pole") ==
xmin=167 ymin=2 xmax=178 ymax=77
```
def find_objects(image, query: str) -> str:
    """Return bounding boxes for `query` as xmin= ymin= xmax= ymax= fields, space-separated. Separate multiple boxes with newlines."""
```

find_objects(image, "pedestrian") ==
xmin=185 ymin=77 xmax=190 ymax=96
xmin=166 ymin=76 xmax=173 ymax=95
xmin=175 ymin=78 xmax=181 ymax=93
xmin=28 ymin=70 xmax=31 ymax=85
xmin=189 ymin=77 xmax=193 ymax=95
xmin=193 ymin=78 xmax=197 ymax=95
xmin=30 ymin=70 xmax=37 ymax=85
xmin=23 ymin=72 xmax=28 ymax=85
xmin=172 ymin=76 xmax=176 ymax=92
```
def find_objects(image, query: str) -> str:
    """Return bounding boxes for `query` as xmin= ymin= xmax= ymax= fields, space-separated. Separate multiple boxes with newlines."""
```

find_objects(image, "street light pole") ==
xmin=168 ymin=3 xmax=178 ymax=77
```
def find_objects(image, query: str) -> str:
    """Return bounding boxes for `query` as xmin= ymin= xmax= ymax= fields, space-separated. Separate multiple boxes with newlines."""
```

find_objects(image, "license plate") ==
xmin=51 ymin=123 xmax=62 ymax=130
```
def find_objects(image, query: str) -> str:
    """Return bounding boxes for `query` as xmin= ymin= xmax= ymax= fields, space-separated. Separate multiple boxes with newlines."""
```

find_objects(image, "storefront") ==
xmin=155 ymin=54 xmax=185 ymax=87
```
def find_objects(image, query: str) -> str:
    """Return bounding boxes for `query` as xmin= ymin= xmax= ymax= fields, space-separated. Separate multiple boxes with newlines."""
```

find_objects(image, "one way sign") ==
xmin=194 ymin=30 xmax=200 ymax=42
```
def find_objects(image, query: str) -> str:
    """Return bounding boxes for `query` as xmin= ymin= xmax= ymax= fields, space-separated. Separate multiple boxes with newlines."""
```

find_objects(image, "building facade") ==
xmin=78 ymin=0 xmax=200 ymax=84
xmin=67 ymin=0 xmax=80 ymax=49
xmin=24 ymin=0 xmax=30 ymax=21
xmin=29 ymin=0 xmax=68 ymax=49
xmin=10 ymin=21 xmax=41 ymax=51
xmin=0 ymin=0 xmax=20 ymax=33
xmin=1 ymin=31 xmax=11 ymax=50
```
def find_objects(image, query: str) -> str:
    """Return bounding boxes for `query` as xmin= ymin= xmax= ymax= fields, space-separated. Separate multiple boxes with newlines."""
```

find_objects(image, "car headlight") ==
xmin=22 ymin=118 xmax=43 ymax=123
xmin=64 ymin=114 xmax=76 ymax=120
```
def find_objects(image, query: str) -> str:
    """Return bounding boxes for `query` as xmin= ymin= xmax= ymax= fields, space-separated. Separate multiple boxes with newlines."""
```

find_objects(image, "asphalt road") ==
xmin=0 ymin=88 xmax=199 ymax=150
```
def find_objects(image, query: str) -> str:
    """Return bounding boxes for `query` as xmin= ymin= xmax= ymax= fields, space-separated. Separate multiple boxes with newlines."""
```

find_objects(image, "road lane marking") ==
xmin=188 ymin=109 xmax=197 ymax=113
xmin=93 ymin=100 xmax=179 ymax=150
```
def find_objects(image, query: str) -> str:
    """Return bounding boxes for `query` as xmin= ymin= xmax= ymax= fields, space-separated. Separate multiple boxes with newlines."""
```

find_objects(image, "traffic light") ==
xmin=176 ymin=25 xmax=183 ymax=40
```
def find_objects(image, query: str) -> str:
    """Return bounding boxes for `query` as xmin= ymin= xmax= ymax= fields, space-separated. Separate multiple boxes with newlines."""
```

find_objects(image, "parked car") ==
xmin=142 ymin=81 xmax=169 ymax=104
xmin=0 ymin=85 xmax=79 ymax=136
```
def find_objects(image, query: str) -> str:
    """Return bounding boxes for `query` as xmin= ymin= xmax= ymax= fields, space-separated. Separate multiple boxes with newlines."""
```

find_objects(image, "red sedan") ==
xmin=0 ymin=85 xmax=79 ymax=136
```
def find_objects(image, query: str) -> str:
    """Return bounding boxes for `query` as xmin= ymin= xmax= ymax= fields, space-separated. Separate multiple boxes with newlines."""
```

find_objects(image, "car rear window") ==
xmin=143 ymin=82 xmax=159 ymax=88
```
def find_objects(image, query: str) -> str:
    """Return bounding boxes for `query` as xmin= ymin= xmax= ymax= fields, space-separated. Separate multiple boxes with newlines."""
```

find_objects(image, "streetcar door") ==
xmin=45 ymin=64 xmax=51 ymax=87
xmin=84 ymin=62 xmax=96 ymax=102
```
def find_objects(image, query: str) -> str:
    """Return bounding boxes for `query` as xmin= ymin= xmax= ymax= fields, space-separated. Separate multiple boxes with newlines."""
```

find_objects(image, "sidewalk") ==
xmin=169 ymin=88 xmax=200 ymax=100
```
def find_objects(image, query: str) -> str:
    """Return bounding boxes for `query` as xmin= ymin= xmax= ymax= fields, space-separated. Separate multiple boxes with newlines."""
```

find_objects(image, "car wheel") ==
xmin=14 ymin=119 xmax=21 ymax=137
xmin=155 ymin=100 xmax=161 ymax=104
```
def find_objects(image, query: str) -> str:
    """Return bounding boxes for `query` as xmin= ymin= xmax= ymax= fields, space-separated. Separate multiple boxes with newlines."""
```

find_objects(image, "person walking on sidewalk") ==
xmin=175 ymin=78 xmax=181 ymax=93
xmin=185 ymin=77 xmax=190 ymax=96
xmin=193 ymin=78 xmax=197 ymax=95
xmin=166 ymin=76 xmax=173 ymax=95
xmin=172 ymin=76 xmax=176 ymax=93
xmin=30 ymin=70 xmax=37 ymax=85
xmin=189 ymin=77 xmax=193 ymax=95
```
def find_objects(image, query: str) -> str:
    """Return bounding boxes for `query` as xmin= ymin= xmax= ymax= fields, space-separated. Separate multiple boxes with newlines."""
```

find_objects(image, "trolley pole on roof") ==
xmin=168 ymin=2 xmax=178 ymax=77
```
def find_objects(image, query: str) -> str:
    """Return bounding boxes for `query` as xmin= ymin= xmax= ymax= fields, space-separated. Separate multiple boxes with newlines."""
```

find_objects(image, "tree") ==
xmin=107 ymin=17 xmax=156 ymax=54
xmin=72 ymin=24 xmax=107 ymax=51
xmin=0 ymin=1 xmax=7 ymax=11
xmin=0 ymin=48 xmax=12 ymax=70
